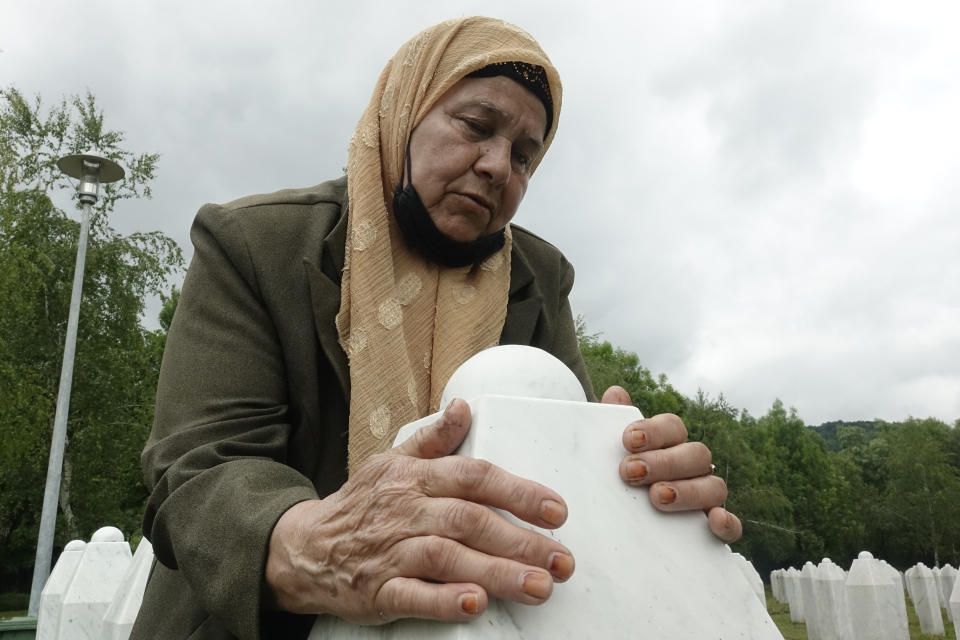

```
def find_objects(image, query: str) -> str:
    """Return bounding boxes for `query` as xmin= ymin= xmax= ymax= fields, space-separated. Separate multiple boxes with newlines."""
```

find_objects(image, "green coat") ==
xmin=132 ymin=176 xmax=593 ymax=639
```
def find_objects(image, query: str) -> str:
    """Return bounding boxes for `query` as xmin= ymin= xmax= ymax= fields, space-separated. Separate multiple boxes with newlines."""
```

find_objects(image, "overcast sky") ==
xmin=4 ymin=0 xmax=959 ymax=426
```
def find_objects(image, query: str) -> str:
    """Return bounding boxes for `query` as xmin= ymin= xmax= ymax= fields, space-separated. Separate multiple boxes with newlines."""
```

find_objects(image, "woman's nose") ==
xmin=474 ymin=139 xmax=512 ymax=186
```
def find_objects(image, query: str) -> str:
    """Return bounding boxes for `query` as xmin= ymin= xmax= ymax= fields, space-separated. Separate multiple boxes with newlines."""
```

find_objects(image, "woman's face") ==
xmin=407 ymin=75 xmax=548 ymax=242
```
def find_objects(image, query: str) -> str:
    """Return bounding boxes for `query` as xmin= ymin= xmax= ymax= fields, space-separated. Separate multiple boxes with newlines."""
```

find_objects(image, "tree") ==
xmin=576 ymin=317 xmax=686 ymax=417
xmin=879 ymin=418 xmax=960 ymax=567
xmin=0 ymin=87 xmax=183 ymax=593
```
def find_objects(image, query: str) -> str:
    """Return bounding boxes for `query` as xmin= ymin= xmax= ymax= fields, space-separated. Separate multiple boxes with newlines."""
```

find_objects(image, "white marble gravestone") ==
xmin=906 ymin=563 xmax=944 ymax=635
xmin=802 ymin=561 xmax=825 ymax=640
xmin=770 ymin=569 xmax=786 ymax=603
xmin=786 ymin=566 xmax=805 ymax=623
xmin=309 ymin=345 xmax=782 ymax=639
xmin=879 ymin=560 xmax=909 ymax=637
xmin=732 ymin=551 xmax=765 ymax=608
xmin=950 ymin=571 xmax=960 ymax=626
xmin=845 ymin=551 xmax=908 ymax=640
xmin=36 ymin=540 xmax=86 ymax=640
xmin=814 ymin=558 xmax=850 ymax=640
xmin=58 ymin=526 xmax=132 ymax=640
xmin=904 ymin=565 xmax=916 ymax=605
xmin=940 ymin=564 xmax=957 ymax=622
xmin=102 ymin=538 xmax=154 ymax=640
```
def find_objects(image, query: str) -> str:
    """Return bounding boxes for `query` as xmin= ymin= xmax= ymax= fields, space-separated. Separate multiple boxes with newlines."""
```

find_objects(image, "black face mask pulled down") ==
xmin=392 ymin=149 xmax=506 ymax=268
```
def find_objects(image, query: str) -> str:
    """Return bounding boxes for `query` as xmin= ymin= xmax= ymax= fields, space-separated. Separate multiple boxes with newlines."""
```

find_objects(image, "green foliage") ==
xmin=576 ymin=317 xmax=960 ymax=577
xmin=576 ymin=317 xmax=686 ymax=417
xmin=0 ymin=87 xmax=183 ymax=592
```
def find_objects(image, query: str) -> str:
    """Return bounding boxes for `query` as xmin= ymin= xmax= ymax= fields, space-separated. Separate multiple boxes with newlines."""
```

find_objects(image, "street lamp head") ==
xmin=57 ymin=153 xmax=125 ymax=205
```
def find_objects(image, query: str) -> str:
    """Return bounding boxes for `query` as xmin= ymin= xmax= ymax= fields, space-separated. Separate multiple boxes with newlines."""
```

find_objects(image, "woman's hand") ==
xmin=601 ymin=386 xmax=743 ymax=544
xmin=263 ymin=398 xmax=575 ymax=623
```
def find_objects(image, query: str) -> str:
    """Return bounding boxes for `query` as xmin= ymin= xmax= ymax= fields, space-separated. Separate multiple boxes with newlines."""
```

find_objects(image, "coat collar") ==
xmin=305 ymin=199 xmax=544 ymax=403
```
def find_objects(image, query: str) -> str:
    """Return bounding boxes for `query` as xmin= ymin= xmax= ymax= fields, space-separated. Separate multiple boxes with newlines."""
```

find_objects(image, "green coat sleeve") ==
xmin=140 ymin=204 xmax=319 ymax=639
xmin=552 ymin=255 xmax=597 ymax=403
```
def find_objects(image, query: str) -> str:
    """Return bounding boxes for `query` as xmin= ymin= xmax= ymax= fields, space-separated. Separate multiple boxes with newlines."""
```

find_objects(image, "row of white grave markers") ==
xmin=771 ymin=553 xmax=960 ymax=640
xmin=36 ymin=526 xmax=154 ymax=640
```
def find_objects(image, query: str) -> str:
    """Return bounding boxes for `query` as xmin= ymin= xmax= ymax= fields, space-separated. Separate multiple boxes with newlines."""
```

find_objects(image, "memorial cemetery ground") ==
xmin=767 ymin=585 xmax=957 ymax=639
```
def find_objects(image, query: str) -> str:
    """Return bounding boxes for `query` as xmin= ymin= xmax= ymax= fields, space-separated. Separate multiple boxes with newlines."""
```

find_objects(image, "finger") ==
xmin=376 ymin=577 xmax=487 ymax=623
xmin=393 ymin=535 xmax=555 ymax=606
xmin=419 ymin=455 xmax=568 ymax=529
xmin=622 ymin=413 xmax=687 ymax=453
xmin=707 ymin=507 xmax=743 ymax=543
xmin=648 ymin=475 xmax=728 ymax=512
xmin=394 ymin=398 xmax=471 ymax=459
xmin=601 ymin=385 xmax=632 ymax=405
xmin=619 ymin=441 xmax=712 ymax=486
xmin=417 ymin=496 xmax=575 ymax=581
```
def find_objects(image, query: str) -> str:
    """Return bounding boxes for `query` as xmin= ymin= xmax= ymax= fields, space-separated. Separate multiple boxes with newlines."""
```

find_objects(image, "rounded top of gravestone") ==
xmin=440 ymin=345 xmax=587 ymax=409
xmin=90 ymin=526 xmax=124 ymax=542
xmin=63 ymin=539 xmax=86 ymax=552
xmin=858 ymin=551 xmax=874 ymax=560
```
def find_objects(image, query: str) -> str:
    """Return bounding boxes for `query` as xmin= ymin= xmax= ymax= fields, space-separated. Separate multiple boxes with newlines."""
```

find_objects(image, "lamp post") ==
xmin=27 ymin=153 xmax=125 ymax=617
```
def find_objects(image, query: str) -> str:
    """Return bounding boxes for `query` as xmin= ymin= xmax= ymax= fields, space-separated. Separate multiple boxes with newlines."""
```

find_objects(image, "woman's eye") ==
xmin=513 ymin=152 xmax=531 ymax=171
xmin=461 ymin=118 xmax=488 ymax=135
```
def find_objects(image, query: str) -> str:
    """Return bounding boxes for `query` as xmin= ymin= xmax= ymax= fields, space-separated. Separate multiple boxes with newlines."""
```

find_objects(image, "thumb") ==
xmin=393 ymin=398 xmax=472 ymax=459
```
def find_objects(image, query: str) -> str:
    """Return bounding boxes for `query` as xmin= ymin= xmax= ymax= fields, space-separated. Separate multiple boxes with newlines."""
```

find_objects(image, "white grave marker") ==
xmin=36 ymin=540 xmax=85 ymax=640
xmin=786 ymin=566 xmax=805 ymax=623
xmin=907 ymin=563 xmax=944 ymax=635
xmin=102 ymin=538 xmax=154 ymax=640
xmin=58 ymin=526 xmax=132 ymax=640
xmin=845 ymin=551 xmax=907 ymax=640
xmin=309 ymin=346 xmax=783 ymax=639
xmin=939 ymin=564 xmax=956 ymax=622
xmin=814 ymin=558 xmax=850 ymax=640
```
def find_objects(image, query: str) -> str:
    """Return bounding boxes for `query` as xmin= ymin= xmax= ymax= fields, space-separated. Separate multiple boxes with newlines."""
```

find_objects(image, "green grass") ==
xmin=766 ymin=585 xmax=957 ymax=640
xmin=0 ymin=610 xmax=28 ymax=621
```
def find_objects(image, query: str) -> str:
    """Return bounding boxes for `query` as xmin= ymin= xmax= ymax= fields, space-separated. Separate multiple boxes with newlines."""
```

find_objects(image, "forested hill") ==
xmin=807 ymin=420 xmax=880 ymax=451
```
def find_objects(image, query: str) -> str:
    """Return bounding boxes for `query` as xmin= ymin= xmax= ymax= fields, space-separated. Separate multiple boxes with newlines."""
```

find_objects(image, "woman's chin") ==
xmin=432 ymin=215 xmax=485 ymax=243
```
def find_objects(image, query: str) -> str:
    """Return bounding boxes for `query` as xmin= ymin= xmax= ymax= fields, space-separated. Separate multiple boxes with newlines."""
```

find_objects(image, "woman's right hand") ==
xmin=263 ymin=398 xmax=575 ymax=623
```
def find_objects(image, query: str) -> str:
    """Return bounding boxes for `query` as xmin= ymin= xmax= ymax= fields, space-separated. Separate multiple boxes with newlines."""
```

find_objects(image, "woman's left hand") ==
xmin=601 ymin=386 xmax=743 ymax=544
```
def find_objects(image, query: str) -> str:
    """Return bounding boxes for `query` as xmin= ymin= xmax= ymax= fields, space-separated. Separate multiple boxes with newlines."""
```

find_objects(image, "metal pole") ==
xmin=27 ymin=153 xmax=122 ymax=617
xmin=27 ymin=198 xmax=93 ymax=616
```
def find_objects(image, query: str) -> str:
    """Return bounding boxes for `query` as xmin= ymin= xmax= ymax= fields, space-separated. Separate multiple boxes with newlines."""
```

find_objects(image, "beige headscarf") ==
xmin=338 ymin=16 xmax=563 ymax=474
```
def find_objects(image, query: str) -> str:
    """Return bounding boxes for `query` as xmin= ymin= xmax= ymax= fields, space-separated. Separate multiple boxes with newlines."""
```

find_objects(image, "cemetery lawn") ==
xmin=0 ymin=610 xmax=26 ymax=620
xmin=766 ymin=586 xmax=957 ymax=640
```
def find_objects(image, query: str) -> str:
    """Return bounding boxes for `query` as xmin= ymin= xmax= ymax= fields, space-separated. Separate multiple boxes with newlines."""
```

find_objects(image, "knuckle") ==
xmin=512 ymin=531 xmax=540 ymax=563
xmin=692 ymin=441 xmax=712 ymax=465
xmin=454 ymin=457 xmax=494 ymax=491
xmin=420 ymin=535 xmax=457 ymax=575
xmin=713 ymin=477 xmax=728 ymax=504
xmin=442 ymin=500 xmax=481 ymax=538
xmin=666 ymin=414 xmax=688 ymax=441
xmin=651 ymin=450 xmax=673 ymax=480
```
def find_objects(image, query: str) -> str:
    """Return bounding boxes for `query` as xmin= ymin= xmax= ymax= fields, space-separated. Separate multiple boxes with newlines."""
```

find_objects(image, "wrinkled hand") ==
xmin=601 ymin=386 xmax=743 ymax=543
xmin=264 ymin=399 xmax=575 ymax=624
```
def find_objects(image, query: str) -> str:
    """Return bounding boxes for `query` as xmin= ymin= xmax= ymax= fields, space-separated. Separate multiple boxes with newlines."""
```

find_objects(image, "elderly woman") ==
xmin=132 ymin=16 xmax=741 ymax=640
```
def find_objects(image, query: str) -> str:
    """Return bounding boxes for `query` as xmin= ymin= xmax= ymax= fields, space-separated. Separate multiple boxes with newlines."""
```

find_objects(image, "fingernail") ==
xmin=625 ymin=460 xmax=647 ymax=483
xmin=549 ymin=552 xmax=575 ymax=580
xmin=631 ymin=429 xmax=647 ymax=450
xmin=659 ymin=484 xmax=677 ymax=504
xmin=540 ymin=499 xmax=566 ymax=526
xmin=522 ymin=571 xmax=552 ymax=600
xmin=459 ymin=592 xmax=479 ymax=614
